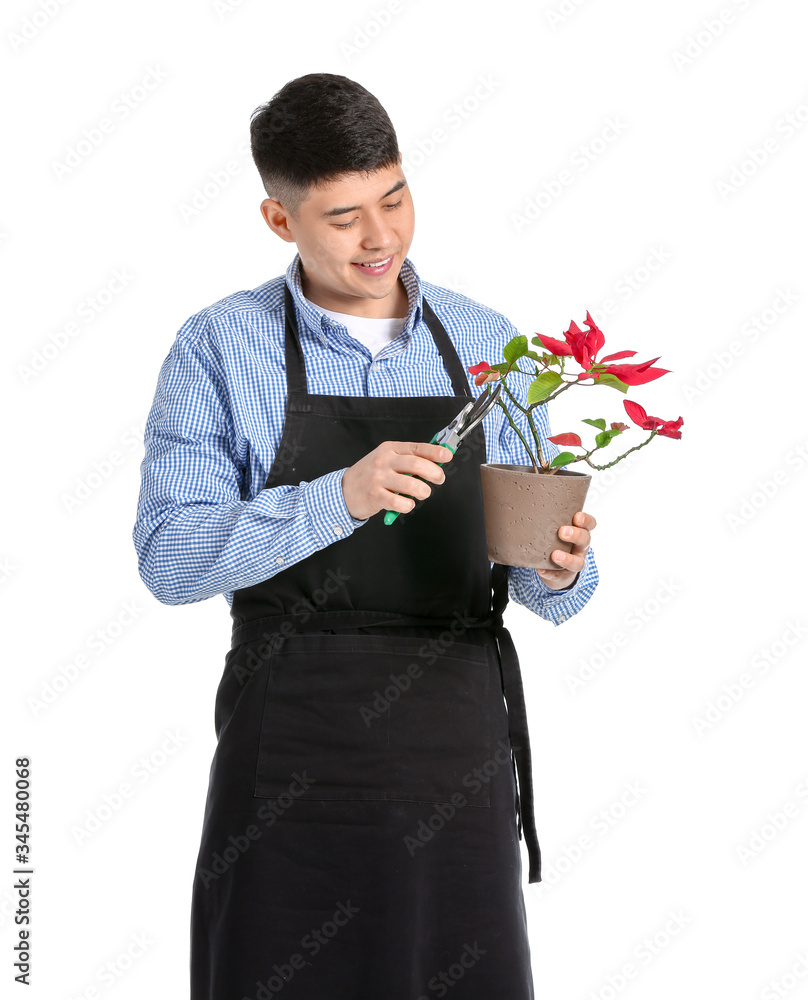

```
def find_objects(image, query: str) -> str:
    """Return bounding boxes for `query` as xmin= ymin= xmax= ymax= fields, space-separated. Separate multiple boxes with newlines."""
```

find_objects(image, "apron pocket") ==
xmin=253 ymin=632 xmax=494 ymax=807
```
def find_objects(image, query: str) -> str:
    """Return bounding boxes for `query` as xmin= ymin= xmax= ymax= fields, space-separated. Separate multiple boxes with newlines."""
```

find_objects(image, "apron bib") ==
xmin=190 ymin=283 xmax=542 ymax=1000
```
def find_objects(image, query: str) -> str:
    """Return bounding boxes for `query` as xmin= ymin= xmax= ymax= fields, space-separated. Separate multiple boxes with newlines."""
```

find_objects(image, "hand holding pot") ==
xmin=535 ymin=510 xmax=596 ymax=590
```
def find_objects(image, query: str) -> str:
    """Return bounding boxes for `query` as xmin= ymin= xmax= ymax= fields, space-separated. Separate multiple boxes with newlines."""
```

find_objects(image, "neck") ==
xmin=301 ymin=270 xmax=409 ymax=319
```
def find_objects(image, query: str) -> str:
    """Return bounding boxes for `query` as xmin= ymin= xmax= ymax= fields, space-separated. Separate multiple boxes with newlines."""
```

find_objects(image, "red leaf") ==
xmin=623 ymin=399 xmax=648 ymax=426
xmin=604 ymin=358 xmax=670 ymax=385
xmin=468 ymin=361 xmax=491 ymax=375
xmin=600 ymin=350 xmax=637 ymax=363
xmin=624 ymin=401 xmax=684 ymax=437
xmin=583 ymin=311 xmax=603 ymax=335
xmin=563 ymin=319 xmax=593 ymax=368
xmin=618 ymin=366 xmax=671 ymax=385
xmin=548 ymin=432 xmax=583 ymax=447
xmin=582 ymin=311 xmax=605 ymax=357
xmin=534 ymin=334 xmax=572 ymax=356
xmin=657 ymin=416 xmax=684 ymax=439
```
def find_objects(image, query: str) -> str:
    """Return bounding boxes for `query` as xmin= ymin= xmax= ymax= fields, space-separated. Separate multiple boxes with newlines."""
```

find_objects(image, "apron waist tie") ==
xmin=230 ymin=607 xmax=542 ymax=884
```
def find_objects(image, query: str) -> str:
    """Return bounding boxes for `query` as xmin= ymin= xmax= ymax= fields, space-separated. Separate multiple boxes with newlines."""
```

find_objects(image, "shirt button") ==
xmin=275 ymin=556 xmax=284 ymax=565
xmin=558 ymin=614 xmax=567 ymax=621
xmin=332 ymin=524 xmax=343 ymax=536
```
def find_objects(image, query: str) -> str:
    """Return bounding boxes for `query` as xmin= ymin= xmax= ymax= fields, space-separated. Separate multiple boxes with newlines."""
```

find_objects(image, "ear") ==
xmin=260 ymin=199 xmax=296 ymax=243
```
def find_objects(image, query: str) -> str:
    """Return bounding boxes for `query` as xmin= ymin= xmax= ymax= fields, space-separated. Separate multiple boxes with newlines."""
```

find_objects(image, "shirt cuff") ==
xmin=507 ymin=545 xmax=599 ymax=626
xmin=301 ymin=468 xmax=369 ymax=547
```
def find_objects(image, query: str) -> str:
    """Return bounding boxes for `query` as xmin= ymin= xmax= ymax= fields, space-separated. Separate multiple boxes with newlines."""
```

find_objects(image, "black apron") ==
xmin=190 ymin=284 xmax=542 ymax=1000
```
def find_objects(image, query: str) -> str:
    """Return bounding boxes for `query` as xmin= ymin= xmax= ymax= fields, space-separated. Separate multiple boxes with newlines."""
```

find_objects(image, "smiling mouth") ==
xmin=355 ymin=255 xmax=394 ymax=267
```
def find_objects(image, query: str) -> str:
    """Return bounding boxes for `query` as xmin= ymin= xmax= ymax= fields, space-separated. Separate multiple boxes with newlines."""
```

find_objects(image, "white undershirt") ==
xmin=319 ymin=307 xmax=407 ymax=360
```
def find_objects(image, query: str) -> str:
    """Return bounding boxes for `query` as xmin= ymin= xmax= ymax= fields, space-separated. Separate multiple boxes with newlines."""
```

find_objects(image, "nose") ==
xmin=359 ymin=209 xmax=395 ymax=250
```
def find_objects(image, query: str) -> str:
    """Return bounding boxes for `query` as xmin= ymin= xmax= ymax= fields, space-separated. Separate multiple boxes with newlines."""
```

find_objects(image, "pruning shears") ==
xmin=383 ymin=382 xmax=502 ymax=525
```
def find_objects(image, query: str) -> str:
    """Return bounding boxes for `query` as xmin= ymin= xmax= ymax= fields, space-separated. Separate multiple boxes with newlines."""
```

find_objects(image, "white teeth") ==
xmin=359 ymin=256 xmax=392 ymax=267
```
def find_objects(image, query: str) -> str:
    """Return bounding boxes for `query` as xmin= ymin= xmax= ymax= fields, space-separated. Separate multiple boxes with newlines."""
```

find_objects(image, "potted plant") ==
xmin=468 ymin=311 xmax=683 ymax=569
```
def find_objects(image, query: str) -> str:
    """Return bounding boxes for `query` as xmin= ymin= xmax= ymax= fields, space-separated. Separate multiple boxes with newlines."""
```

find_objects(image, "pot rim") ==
xmin=481 ymin=462 xmax=592 ymax=480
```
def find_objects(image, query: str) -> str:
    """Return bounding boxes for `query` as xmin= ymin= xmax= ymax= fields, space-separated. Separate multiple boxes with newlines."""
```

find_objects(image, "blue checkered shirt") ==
xmin=132 ymin=253 xmax=599 ymax=626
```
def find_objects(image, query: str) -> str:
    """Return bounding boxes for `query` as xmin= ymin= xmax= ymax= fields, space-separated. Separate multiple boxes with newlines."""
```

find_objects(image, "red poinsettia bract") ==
xmin=623 ymin=400 xmax=683 ymax=439
xmin=468 ymin=361 xmax=501 ymax=386
xmin=535 ymin=310 xmax=670 ymax=385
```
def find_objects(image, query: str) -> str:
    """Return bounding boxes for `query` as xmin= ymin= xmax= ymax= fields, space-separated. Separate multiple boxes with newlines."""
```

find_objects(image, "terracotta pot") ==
xmin=479 ymin=463 xmax=592 ymax=569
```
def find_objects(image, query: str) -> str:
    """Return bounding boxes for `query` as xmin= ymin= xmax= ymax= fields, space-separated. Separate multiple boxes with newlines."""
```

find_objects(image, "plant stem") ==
xmin=525 ymin=406 xmax=546 ymax=471
xmin=495 ymin=398 xmax=540 ymax=473
xmin=499 ymin=373 xmax=531 ymax=415
xmin=498 ymin=373 xmax=552 ymax=472
xmin=565 ymin=431 xmax=658 ymax=471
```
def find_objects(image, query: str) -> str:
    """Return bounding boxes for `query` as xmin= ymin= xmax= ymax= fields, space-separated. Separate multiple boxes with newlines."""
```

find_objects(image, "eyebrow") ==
xmin=319 ymin=178 xmax=407 ymax=218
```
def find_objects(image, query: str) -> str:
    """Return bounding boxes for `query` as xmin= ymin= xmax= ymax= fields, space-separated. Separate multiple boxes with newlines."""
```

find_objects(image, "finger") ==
xmin=557 ymin=525 xmax=589 ymax=550
xmin=558 ymin=510 xmax=596 ymax=550
xmin=572 ymin=510 xmax=596 ymax=531
xmin=393 ymin=450 xmax=451 ymax=484
xmin=389 ymin=469 xmax=439 ymax=501
xmin=409 ymin=440 xmax=455 ymax=465
xmin=387 ymin=492 xmax=418 ymax=515
xmin=549 ymin=548 xmax=586 ymax=573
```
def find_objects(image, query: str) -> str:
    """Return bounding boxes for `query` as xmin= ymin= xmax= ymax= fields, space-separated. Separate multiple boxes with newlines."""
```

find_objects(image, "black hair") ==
xmin=249 ymin=73 xmax=401 ymax=218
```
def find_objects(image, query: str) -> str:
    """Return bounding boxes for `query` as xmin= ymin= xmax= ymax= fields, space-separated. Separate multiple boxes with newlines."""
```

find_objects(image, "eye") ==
xmin=333 ymin=200 xmax=403 ymax=230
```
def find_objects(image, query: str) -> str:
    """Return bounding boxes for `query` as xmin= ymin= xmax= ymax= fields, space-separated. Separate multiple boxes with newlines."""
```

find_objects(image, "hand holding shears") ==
xmin=383 ymin=382 xmax=502 ymax=525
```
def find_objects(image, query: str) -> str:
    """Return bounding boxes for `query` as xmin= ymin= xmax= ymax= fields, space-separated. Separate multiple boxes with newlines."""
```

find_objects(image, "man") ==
xmin=133 ymin=73 xmax=598 ymax=1000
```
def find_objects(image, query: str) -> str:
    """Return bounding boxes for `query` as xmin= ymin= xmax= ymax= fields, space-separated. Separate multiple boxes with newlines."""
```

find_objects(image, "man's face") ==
xmin=260 ymin=156 xmax=415 ymax=318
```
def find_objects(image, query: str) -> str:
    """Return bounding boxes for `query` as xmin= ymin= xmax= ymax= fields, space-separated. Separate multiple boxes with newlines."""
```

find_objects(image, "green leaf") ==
xmin=550 ymin=451 xmax=577 ymax=468
xmin=489 ymin=362 xmax=511 ymax=375
xmin=503 ymin=335 xmax=528 ymax=364
xmin=524 ymin=350 xmax=541 ymax=361
xmin=581 ymin=417 xmax=606 ymax=431
xmin=527 ymin=370 xmax=562 ymax=404
xmin=595 ymin=427 xmax=625 ymax=449
xmin=593 ymin=372 xmax=630 ymax=393
xmin=541 ymin=352 xmax=561 ymax=367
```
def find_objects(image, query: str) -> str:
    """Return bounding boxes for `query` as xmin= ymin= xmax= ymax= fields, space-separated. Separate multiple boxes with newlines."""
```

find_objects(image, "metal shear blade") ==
xmin=434 ymin=381 xmax=502 ymax=449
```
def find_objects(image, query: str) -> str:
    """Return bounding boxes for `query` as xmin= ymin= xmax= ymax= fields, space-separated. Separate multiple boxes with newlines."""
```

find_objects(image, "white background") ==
xmin=3 ymin=0 xmax=807 ymax=997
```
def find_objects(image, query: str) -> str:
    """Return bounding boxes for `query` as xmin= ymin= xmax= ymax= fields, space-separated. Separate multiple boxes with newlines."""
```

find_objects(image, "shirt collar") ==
xmin=284 ymin=251 xmax=423 ymax=349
